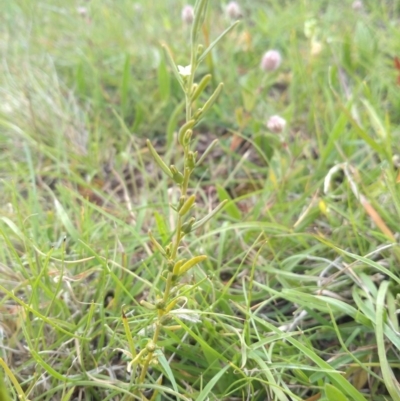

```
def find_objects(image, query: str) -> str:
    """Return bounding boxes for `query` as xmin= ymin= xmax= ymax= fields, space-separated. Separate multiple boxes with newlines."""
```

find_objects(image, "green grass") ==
xmin=1 ymin=0 xmax=400 ymax=400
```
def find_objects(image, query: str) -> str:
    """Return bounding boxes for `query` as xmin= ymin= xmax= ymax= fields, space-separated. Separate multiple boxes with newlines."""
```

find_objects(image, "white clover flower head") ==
xmin=267 ymin=115 xmax=286 ymax=133
xmin=181 ymin=5 xmax=194 ymax=24
xmin=77 ymin=6 xmax=88 ymax=16
xmin=177 ymin=65 xmax=192 ymax=77
xmin=260 ymin=50 xmax=282 ymax=72
xmin=352 ymin=0 xmax=363 ymax=11
xmin=226 ymin=1 xmax=242 ymax=19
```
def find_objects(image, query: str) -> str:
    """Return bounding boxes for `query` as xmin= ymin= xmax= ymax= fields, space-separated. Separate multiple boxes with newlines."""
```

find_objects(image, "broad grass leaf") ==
xmin=325 ymin=383 xmax=348 ymax=401
xmin=216 ymin=185 xmax=241 ymax=220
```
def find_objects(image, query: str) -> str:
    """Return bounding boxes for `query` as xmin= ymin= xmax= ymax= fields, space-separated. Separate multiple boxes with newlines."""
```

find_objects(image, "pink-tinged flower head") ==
xmin=267 ymin=115 xmax=286 ymax=133
xmin=352 ymin=1 xmax=363 ymax=11
xmin=182 ymin=5 xmax=194 ymax=24
xmin=260 ymin=50 xmax=282 ymax=72
xmin=226 ymin=2 xmax=242 ymax=19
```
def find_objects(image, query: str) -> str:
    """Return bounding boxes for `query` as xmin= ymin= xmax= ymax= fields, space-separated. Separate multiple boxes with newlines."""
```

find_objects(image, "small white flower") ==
xmin=267 ymin=115 xmax=286 ymax=133
xmin=177 ymin=65 xmax=192 ymax=77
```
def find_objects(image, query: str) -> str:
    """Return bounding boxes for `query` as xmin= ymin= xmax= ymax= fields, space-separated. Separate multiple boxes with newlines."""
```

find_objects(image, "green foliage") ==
xmin=0 ymin=0 xmax=400 ymax=400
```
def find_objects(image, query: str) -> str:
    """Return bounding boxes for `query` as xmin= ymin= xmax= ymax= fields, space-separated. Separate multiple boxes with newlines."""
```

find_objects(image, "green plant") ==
xmin=123 ymin=1 xmax=238 ymax=398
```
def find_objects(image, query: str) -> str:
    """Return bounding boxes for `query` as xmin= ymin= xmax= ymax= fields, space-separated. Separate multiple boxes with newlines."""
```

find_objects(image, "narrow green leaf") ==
xmin=122 ymin=308 xmax=137 ymax=360
xmin=21 ymin=321 xmax=68 ymax=382
xmin=166 ymin=100 xmax=185 ymax=147
xmin=154 ymin=211 xmax=169 ymax=243
xmin=0 ymin=284 xmax=88 ymax=340
xmin=146 ymin=139 xmax=173 ymax=178
xmin=198 ymin=20 xmax=240 ymax=64
xmin=120 ymin=53 xmax=130 ymax=115
xmin=376 ymin=281 xmax=400 ymax=401
xmin=157 ymin=352 xmax=179 ymax=393
xmin=61 ymin=387 xmax=76 ymax=401
xmin=316 ymin=240 xmax=400 ymax=286
xmin=200 ymin=82 xmax=223 ymax=117
xmin=132 ymin=101 xmax=144 ymax=131
xmin=0 ymin=217 xmax=25 ymax=240
xmin=191 ymin=0 xmax=208 ymax=47
xmin=216 ymin=185 xmax=241 ymax=220
xmin=162 ymin=43 xmax=184 ymax=92
xmin=0 ymin=360 xmax=16 ymax=401
xmin=148 ymin=230 xmax=166 ymax=256
xmin=196 ymin=364 xmax=230 ymax=401
xmin=249 ymin=352 xmax=291 ymax=401
xmin=252 ymin=313 xmax=369 ymax=401
xmin=75 ymin=62 xmax=86 ymax=96
xmin=361 ymin=99 xmax=387 ymax=140
xmin=54 ymin=197 xmax=79 ymax=240
xmin=325 ymin=383 xmax=349 ymax=401
xmin=327 ymin=69 xmax=382 ymax=155
xmin=196 ymin=138 xmax=219 ymax=166
xmin=192 ymin=200 xmax=227 ymax=230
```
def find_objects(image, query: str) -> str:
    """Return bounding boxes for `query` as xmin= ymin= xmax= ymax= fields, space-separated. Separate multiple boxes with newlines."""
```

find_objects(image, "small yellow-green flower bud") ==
xmin=197 ymin=44 xmax=204 ymax=57
xmin=172 ymin=259 xmax=186 ymax=275
xmin=183 ymin=129 xmax=193 ymax=146
xmin=170 ymin=165 xmax=184 ymax=184
xmin=167 ymin=259 xmax=175 ymax=271
xmin=181 ymin=217 xmax=196 ymax=234
xmin=178 ymin=119 xmax=196 ymax=145
xmin=155 ymin=299 xmax=165 ymax=309
xmin=179 ymin=194 xmax=196 ymax=216
xmin=187 ymin=151 xmax=196 ymax=169
xmin=146 ymin=341 xmax=156 ymax=353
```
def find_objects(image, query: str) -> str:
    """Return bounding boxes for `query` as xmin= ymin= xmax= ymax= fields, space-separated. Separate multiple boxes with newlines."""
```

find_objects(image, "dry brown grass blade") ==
xmin=360 ymin=197 xmax=395 ymax=242
xmin=324 ymin=163 xmax=395 ymax=242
